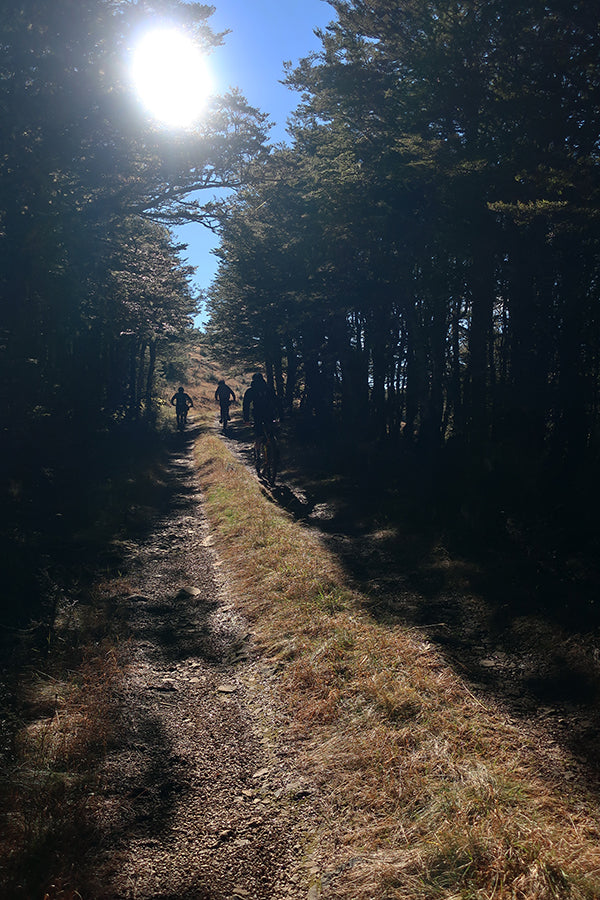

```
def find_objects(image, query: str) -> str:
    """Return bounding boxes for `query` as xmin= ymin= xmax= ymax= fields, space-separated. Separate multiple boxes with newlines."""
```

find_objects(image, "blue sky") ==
xmin=174 ymin=0 xmax=334 ymax=320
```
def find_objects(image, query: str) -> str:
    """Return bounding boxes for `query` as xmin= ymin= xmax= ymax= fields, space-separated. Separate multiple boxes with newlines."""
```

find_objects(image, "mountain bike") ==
xmin=176 ymin=405 xmax=192 ymax=432
xmin=254 ymin=424 xmax=279 ymax=485
xmin=220 ymin=401 xmax=232 ymax=433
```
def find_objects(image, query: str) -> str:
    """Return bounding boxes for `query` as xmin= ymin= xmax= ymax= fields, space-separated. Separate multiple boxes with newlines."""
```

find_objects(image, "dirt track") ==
xmin=92 ymin=426 xmax=319 ymax=899
xmin=25 ymin=410 xmax=599 ymax=898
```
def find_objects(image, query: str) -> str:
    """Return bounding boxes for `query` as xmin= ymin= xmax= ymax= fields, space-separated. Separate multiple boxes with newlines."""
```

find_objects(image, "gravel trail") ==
xmin=93 ymin=429 xmax=318 ymax=900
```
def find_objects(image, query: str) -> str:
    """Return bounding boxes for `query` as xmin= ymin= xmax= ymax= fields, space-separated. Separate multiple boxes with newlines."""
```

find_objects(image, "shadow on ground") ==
xmin=0 ymin=418 xmax=223 ymax=898
xmin=223 ymin=419 xmax=600 ymax=789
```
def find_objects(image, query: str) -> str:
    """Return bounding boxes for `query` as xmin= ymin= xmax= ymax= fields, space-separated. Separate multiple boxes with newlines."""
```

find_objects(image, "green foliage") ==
xmin=0 ymin=0 xmax=271 ymax=454
xmin=205 ymin=0 xmax=600 ymax=509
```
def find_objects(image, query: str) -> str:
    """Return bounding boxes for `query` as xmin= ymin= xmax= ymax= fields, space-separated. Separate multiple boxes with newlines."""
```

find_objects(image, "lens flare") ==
xmin=132 ymin=28 xmax=213 ymax=128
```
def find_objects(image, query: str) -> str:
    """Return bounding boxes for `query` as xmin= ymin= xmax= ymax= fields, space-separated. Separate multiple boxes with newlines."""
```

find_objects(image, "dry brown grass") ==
xmin=0 ymin=587 xmax=129 ymax=897
xmin=160 ymin=349 xmax=250 ymax=417
xmin=194 ymin=431 xmax=600 ymax=900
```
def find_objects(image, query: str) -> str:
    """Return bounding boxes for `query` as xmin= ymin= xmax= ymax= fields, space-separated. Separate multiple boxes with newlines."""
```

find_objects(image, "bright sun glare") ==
xmin=132 ymin=28 xmax=213 ymax=128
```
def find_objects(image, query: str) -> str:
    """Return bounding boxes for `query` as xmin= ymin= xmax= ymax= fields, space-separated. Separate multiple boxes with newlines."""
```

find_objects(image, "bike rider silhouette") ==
xmin=170 ymin=386 xmax=194 ymax=429
xmin=243 ymin=373 xmax=279 ymax=477
xmin=215 ymin=379 xmax=236 ymax=429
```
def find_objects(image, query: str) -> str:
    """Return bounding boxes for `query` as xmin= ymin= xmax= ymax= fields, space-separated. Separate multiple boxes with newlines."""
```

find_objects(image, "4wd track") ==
xmin=74 ymin=426 xmax=320 ymax=899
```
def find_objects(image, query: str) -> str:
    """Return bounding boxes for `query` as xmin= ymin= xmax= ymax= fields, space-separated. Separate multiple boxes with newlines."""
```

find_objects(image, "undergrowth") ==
xmin=0 ymin=618 xmax=128 ymax=899
xmin=0 ymin=426 xmax=162 ymax=897
xmin=194 ymin=431 xmax=600 ymax=900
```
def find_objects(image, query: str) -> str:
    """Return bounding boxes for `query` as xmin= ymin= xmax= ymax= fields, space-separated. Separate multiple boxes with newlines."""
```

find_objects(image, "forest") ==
xmin=2 ymin=3 xmax=600 ymax=897
xmin=0 ymin=0 xmax=275 ymax=628
xmin=205 ymin=0 xmax=600 ymax=541
xmin=0 ymin=0 xmax=269 ymax=452
xmin=2 ymin=0 xmax=600 ymax=606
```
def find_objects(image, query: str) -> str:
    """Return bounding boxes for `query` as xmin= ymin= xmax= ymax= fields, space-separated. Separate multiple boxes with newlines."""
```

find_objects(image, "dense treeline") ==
xmin=0 ymin=0 xmax=274 ymax=622
xmin=0 ymin=0 xmax=270 ymax=452
xmin=206 ymin=0 xmax=600 ymax=506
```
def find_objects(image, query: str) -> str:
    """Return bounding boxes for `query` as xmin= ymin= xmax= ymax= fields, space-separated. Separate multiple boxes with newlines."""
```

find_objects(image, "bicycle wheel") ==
xmin=264 ymin=437 xmax=279 ymax=484
xmin=253 ymin=439 xmax=263 ymax=474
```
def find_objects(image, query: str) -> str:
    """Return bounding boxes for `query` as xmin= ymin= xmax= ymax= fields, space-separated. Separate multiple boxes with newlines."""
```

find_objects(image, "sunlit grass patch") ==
xmin=193 ymin=430 xmax=600 ymax=900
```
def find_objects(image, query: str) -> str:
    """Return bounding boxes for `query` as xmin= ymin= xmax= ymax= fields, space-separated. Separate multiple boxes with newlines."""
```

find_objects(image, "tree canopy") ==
xmin=0 ymin=0 xmax=271 ymax=447
xmin=206 ymin=0 xmax=600 ymax=506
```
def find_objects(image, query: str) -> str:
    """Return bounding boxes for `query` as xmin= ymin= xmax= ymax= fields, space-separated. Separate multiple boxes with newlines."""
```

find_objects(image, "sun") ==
xmin=131 ymin=28 xmax=213 ymax=128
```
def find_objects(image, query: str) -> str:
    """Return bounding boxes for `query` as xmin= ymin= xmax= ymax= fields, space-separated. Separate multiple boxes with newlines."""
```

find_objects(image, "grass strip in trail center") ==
xmin=194 ymin=432 xmax=600 ymax=900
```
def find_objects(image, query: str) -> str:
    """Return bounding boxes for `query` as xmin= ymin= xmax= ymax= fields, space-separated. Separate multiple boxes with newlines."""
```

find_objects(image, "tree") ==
xmin=103 ymin=219 xmax=198 ymax=417
xmin=207 ymin=0 xmax=600 ymax=493
xmin=0 ymin=0 xmax=272 ymax=444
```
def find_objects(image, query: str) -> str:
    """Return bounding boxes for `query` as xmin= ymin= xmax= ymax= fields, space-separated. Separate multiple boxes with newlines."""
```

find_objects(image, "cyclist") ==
xmin=170 ymin=386 xmax=194 ymax=429
xmin=215 ymin=379 xmax=236 ymax=428
xmin=243 ymin=373 xmax=279 ymax=477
